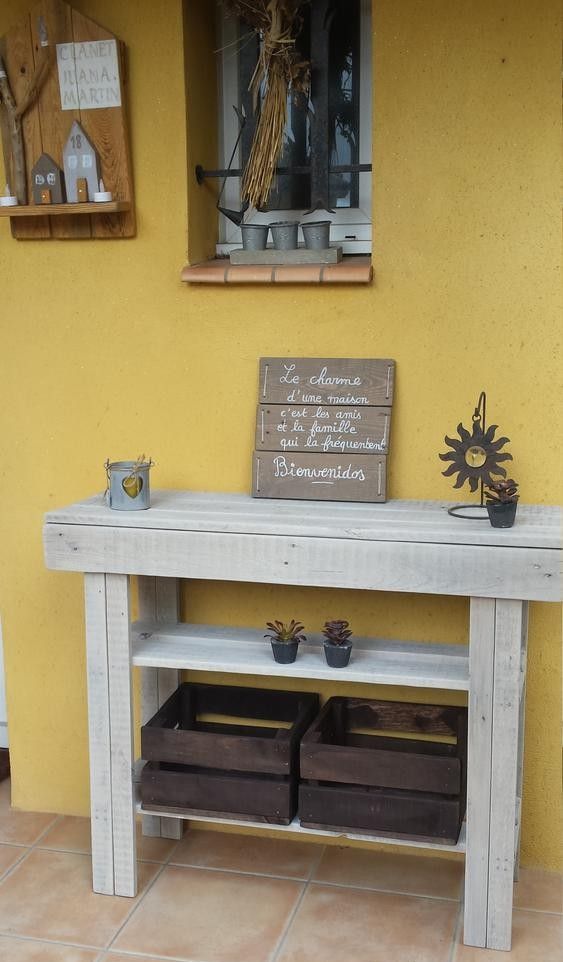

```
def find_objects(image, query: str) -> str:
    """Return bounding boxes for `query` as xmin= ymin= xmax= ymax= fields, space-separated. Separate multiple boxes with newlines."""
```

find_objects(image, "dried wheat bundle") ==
xmin=223 ymin=0 xmax=310 ymax=209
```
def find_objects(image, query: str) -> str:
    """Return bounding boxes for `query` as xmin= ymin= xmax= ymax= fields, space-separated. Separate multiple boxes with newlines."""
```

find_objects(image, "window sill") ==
xmin=181 ymin=256 xmax=373 ymax=285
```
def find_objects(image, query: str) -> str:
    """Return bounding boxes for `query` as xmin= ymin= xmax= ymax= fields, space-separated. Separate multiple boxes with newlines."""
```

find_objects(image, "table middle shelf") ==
xmin=132 ymin=622 xmax=469 ymax=691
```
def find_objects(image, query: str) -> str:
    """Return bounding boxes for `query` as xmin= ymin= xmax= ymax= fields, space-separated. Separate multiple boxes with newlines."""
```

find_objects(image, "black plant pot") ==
xmin=324 ymin=642 xmax=352 ymax=668
xmin=486 ymin=501 xmax=517 ymax=528
xmin=271 ymin=640 xmax=299 ymax=664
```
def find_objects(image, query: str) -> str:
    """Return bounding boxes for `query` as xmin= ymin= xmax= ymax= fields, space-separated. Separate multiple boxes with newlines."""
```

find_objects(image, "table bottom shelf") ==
xmin=137 ymin=801 xmax=467 ymax=853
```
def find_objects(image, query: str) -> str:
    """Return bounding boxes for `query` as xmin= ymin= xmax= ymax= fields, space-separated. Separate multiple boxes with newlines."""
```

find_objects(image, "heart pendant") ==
xmin=122 ymin=474 xmax=143 ymax=498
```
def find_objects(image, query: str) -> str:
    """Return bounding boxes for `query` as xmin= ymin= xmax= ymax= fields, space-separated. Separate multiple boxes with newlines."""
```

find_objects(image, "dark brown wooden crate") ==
xmin=299 ymin=783 xmax=462 ymax=842
xmin=141 ymin=762 xmax=295 ymax=825
xmin=0 ymin=749 xmax=9 ymax=783
xmin=141 ymin=683 xmax=319 ymax=823
xmin=299 ymin=696 xmax=467 ymax=842
xmin=142 ymin=682 xmax=319 ymax=776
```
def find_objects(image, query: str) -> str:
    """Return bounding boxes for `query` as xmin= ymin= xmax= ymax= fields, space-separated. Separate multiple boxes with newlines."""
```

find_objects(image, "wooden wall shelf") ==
xmin=0 ymin=201 xmax=131 ymax=218
xmin=0 ymin=0 xmax=135 ymax=239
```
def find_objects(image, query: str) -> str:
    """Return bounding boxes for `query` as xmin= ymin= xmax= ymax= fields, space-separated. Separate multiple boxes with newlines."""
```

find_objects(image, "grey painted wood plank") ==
xmin=132 ymin=624 xmax=469 ymax=690
xmin=135 ymin=804 xmax=467 ymax=852
xmin=138 ymin=577 xmax=182 ymax=841
xmin=44 ymin=525 xmax=561 ymax=602
xmin=43 ymin=491 xmax=562 ymax=551
xmin=138 ymin=577 xmax=163 ymax=839
xmin=486 ymin=600 xmax=524 ymax=950
xmin=106 ymin=574 xmax=137 ymax=897
xmin=513 ymin=603 xmax=528 ymax=881
xmin=230 ymin=246 xmax=342 ymax=264
xmin=464 ymin=597 xmax=496 ymax=948
xmin=83 ymin=573 xmax=114 ymax=895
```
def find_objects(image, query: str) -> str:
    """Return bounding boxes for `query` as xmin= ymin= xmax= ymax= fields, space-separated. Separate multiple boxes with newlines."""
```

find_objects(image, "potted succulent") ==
xmin=485 ymin=479 xmax=519 ymax=528
xmin=322 ymin=619 xmax=353 ymax=668
xmin=264 ymin=619 xmax=306 ymax=664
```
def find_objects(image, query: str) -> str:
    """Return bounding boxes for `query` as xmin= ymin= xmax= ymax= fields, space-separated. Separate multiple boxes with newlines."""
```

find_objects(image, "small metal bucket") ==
xmin=301 ymin=220 xmax=331 ymax=250
xmin=241 ymin=223 xmax=269 ymax=250
xmin=105 ymin=459 xmax=152 ymax=510
xmin=270 ymin=220 xmax=299 ymax=250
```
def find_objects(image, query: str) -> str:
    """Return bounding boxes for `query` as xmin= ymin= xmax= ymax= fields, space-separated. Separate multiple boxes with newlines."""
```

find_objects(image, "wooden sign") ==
xmin=256 ymin=404 xmax=391 ymax=455
xmin=63 ymin=120 xmax=99 ymax=202
xmin=253 ymin=452 xmax=387 ymax=503
xmin=259 ymin=358 xmax=395 ymax=407
xmin=31 ymin=153 xmax=65 ymax=204
xmin=56 ymin=39 xmax=121 ymax=110
xmin=252 ymin=357 xmax=396 ymax=503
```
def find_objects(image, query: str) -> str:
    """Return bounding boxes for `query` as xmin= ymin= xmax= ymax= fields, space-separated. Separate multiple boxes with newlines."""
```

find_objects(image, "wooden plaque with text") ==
xmin=252 ymin=358 xmax=395 ymax=503
xmin=253 ymin=452 xmax=387 ymax=503
xmin=256 ymin=403 xmax=391 ymax=456
xmin=258 ymin=358 xmax=395 ymax=407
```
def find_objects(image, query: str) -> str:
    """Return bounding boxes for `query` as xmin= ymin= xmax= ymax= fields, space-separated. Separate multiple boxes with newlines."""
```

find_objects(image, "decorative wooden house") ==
xmin=31 ymin=153 xmax=65 ymax=204
xmin=62 ymin=121 xmax=99 ymax=203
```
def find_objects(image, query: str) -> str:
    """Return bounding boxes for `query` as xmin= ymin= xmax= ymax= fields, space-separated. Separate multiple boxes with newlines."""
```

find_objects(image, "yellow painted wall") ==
xmin=0 ymin=0 xmax=561 ymax=870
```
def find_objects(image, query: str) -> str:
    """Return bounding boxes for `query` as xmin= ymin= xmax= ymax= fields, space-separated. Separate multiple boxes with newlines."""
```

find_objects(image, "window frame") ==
xmin=216 ymin=0 xmax=372 ymax=256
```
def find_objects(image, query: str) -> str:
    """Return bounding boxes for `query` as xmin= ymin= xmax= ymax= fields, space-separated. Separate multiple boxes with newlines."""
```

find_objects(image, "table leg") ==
xmin=84 ymin=572 xmax=137 ymax=897
xmin=486 ymin=599 xmax=525 ymax=949
xmin=513 ymin=602 xmax=528 ymax=883
xmin=464 ymin=597 xmax=495 ymax=948
xmin=138 ymin=576 xmax=184 ymax=841
xmin=84 ymin=573 xmax=115 ymax=895
xmin=464 ymin=597 xmax=524 ymax=951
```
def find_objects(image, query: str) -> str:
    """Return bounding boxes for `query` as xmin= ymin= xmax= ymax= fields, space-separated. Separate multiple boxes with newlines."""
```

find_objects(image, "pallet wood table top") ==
xmin=44 ymin=490 xmax=561 ymax=548
xmin=44 ymin=492 xmax=561 ymax=603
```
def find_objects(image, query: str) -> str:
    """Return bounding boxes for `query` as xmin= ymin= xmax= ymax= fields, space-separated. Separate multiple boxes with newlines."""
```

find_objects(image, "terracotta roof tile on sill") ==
xmin=181 ymin=256 xmax=373 ymax=285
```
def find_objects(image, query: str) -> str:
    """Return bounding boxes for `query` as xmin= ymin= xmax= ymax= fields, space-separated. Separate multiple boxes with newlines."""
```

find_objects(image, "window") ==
xmin=216 ymin=0 xmax=372 ymax=255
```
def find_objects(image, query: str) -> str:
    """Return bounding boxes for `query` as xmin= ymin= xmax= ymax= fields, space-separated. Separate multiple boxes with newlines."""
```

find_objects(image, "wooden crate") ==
xmin=141 ymin=682 xmax=319 ymax=825
xmin=0 ymin=749 xmax=9 ymax=783
xmin=299 ymin=697 xmax=468 ymax=842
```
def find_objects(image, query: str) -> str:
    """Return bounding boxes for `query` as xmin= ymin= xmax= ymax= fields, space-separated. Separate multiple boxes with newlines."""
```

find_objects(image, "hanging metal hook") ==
xmin=214 ymin=105 xmax=250 ymax=226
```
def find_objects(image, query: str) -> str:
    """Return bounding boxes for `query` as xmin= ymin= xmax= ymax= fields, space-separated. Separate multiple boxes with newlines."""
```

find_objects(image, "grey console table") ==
xmin=43 ymin=491 xmax=561 ymax=951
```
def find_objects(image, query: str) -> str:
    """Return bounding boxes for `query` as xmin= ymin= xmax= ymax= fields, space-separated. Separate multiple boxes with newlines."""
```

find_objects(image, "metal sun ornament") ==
xmin=439 ymin=392 xmax=513 ymax=519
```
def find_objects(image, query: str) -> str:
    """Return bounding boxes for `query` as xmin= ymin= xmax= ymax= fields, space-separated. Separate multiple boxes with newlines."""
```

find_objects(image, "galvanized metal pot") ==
xmin=241 ymin=223 xmax=269 ymax=250
xmin=301 ymin=220 xmax=331 ymax=250
xmin=270 ymin=220 xmax=299 ymax=250
xmin=105 ymin=459 xmax=152 ymax=510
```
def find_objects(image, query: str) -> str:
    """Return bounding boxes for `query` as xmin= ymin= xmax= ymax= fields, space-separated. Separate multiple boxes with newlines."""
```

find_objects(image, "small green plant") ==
xmin=264 ymin=620 xmax=307 ymax=645
xmin=485 ymin=479 xmax=519 ymax=504
xmin=322 ymin=619 xmax=353 ymax=646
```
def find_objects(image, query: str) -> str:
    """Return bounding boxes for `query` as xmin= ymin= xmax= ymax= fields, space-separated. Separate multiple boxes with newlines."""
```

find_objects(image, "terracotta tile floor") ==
xmin=0 ymin=782 xmax=561 ymax=962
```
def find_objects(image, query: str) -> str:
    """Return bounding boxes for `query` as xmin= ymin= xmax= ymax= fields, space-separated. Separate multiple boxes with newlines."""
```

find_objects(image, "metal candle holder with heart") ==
xmin=105 ymin=456 xmax=153 ymax=511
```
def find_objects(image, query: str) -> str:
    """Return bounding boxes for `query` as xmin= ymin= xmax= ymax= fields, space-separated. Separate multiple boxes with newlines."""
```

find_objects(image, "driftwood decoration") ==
xmin=0 ymin=19 xmax=52 ymax=204
xmin=223 ymin=0 xmax=310 ymax=209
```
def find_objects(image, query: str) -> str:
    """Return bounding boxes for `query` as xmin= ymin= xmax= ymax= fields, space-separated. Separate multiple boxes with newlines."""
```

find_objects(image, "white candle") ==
xmin=0 ymin=184 xmax=18 ymax=206
xmin=93 ymin=178 xmax=112 ymax=203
